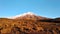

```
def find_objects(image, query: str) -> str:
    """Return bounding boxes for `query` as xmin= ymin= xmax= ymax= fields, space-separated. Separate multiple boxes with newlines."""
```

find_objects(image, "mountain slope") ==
xmin=0 ymin=12 xmax=60 ymax=34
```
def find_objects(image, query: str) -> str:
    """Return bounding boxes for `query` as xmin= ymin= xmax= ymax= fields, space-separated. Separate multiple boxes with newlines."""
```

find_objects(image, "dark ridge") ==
xmin=55 ymin=18 xmax=60 ymax=20
xmin=38 ymin=19 xmax=60 ymax=23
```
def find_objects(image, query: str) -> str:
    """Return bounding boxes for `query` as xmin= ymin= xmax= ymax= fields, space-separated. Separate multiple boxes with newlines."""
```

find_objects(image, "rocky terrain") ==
xmin=0 ymin=12 xmax=60 ymax=34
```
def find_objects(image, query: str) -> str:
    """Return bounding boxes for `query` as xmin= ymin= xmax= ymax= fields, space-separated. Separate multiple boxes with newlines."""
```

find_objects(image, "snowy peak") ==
xmin=7 ymin=12 xmax=48 ymax=19
xmin=9 ymin=12 xmax=36 ymax=19
xmin=5 ymin=12 xmax=48 ymax=20
xmin=19 ymin=12 xmax=36 ymax=16
xmin=22 ymin=12 xmax=35 ymax=15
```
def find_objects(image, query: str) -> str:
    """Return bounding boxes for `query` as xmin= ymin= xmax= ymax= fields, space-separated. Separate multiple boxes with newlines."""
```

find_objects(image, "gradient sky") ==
xmin=0 ymin=0 xmax=60 ymax=18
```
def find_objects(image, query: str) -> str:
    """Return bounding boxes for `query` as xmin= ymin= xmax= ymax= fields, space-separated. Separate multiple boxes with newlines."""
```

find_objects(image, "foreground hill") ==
xmin=0 ymin=12 xmax=60 ymax=34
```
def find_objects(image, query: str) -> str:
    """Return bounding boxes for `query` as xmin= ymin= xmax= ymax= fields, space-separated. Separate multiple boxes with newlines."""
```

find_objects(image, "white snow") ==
xmin=7 ymin=12 xmax=36 ymax=19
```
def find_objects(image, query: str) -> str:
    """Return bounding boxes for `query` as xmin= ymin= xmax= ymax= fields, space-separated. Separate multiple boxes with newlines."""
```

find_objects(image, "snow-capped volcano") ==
xmin=8 ymin=12 xmax=37 ymax=19
xmin=7 ymin=12 xmax=48 ymax=20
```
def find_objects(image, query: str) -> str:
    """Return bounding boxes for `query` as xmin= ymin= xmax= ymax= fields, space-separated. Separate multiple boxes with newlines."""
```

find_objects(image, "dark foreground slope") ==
xmin=0 ymin=17 xmax=60 ymax=34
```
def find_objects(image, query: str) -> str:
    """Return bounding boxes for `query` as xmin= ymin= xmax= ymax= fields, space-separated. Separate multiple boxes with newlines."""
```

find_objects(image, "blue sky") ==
xmin=0 ymin=0 xmax=60 ymax=18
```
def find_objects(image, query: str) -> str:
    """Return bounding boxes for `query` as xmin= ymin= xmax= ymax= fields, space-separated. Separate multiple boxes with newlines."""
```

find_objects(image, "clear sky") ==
xmin=0 ymin=0 xmax=60 ymax=18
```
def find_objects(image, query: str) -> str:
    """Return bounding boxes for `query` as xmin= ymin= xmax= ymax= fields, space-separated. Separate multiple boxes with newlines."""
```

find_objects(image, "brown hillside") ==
xmin=0 ymin=17 xmax=60 ymax=34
